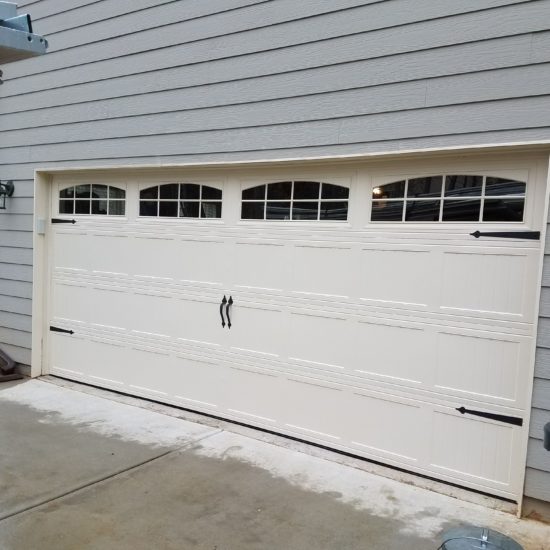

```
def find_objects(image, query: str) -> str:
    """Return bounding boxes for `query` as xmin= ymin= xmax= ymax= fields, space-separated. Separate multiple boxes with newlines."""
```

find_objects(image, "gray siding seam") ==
xmin=30 ymin=0 xmax=219 ymax=27
xmin=40 ymin=0 xmax=278 ymax=42
xmin=0 ymin=60 xmax=542 ymax=119
xmin=2 ymin=128 xmax=550 ymax=173
xmin=2 ymin=29 xmax=541 ymax=100
xmin=1 ymin=33 xmax=540 ymax=112
xmin=1 ymin=96 xmax=549 ymax=156
xmin=27 ymin=0 xmax=110 ymax=23
xmin=5 ymin=94 xmax=550 ymax=150
xmin=4 ymin=0 xmax=539 ymax=87
xmin=3 ymin=62 xmax=550 ymax=132
xmin=31 ymin=0 xmax=516 ymax=58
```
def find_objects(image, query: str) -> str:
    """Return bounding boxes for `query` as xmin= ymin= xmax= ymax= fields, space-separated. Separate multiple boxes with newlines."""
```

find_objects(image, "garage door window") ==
xmin=371 ymin=175 xmax=526 ymax=222
xmin=59 ymin=184 xmax=126 ymax=215
xmin=241 ymin=181 xmax=349 ymax=220
xmin=139 ymin=184 xmax=222 ymax=218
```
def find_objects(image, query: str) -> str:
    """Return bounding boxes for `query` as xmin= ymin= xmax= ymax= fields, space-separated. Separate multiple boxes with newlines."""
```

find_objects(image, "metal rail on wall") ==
xmin=0 ymin=1 xmax=47 ymax=67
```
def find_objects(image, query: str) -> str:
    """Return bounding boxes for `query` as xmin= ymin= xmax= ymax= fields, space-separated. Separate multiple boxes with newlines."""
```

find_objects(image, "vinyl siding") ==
xmin=2 ymin=0 xmax=550 ymax=499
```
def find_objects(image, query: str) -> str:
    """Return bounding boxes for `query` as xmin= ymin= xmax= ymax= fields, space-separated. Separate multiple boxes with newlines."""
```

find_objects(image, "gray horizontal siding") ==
xmin=5 ymin=1 xmax=547 ymax=97
xmin=529 ymin=409 xmax=550 ymax=439
xmin=2 ymin=96 xmax=550 ymax=165
xmin=525 ymin=468 xmax=550 ymax=503
xmin=9 ymin=0 xmax=525 ymax=79
xmin=0 ymin=32 xmax=540 ymax=116
xmin=4 ymin=64 xmax=550 ymax=143
xmin=0 ymin=2 xmax=549 ymax=506
xmin=2 ymin=127 xmax=550 ymax=182
xmin=530 ymin=214 xmax=550 ymax=502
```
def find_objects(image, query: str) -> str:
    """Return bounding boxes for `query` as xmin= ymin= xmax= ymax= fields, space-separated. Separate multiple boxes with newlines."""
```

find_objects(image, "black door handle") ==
xmin=220 ymin=295 xmax=227 ymax=328
xmin=226 ymin=296 xmax=233 ymax=329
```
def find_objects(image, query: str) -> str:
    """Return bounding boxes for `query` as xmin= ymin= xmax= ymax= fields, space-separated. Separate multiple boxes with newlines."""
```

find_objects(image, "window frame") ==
xmin=240 ymin=180 xmax=350 ymax=222
xmin=58 ymin=183 xmax=126 ymax=217
xmin=138 ymin=182 xmax=223 ymax=220
xmin=370 ymin=173 xmax=527 ymax=224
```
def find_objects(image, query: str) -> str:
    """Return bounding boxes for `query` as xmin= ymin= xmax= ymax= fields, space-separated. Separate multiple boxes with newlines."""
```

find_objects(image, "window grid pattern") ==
xmin=139 ymin=183 xmax=222 ymax=219
xmin=371 ymin=175 xmax=526 ymax=223
xmin=59 ymin=184 xmax=126 ymax=216
xmin=241 ymin=181 xmax=349 ymax=221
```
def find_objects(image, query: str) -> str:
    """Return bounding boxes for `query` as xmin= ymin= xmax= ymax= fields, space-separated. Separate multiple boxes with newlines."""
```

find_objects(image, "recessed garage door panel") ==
xmin=434 ymin=330 xmax=530 ymax=407
xmin=47 ymin=167 xmax=544 ymax=501
xmin=288 ymin=312 xmax=353 ymax=371
xmin=430 ymin=409 xmax=519 ymax=488
xmin=292 ymin=244 xmax=354 ymax=298
xmin=353 ymin=320 xmax=431 ymax=386
xmin=440 ymin=248 xmax=539 ymax=321
xmin=233 ymin=240 xmax=290 ymax=291
xmin=358 ymin=246 xmax=435 ymax=309
xmin=128 ymin=234 xmax=228 ymax=285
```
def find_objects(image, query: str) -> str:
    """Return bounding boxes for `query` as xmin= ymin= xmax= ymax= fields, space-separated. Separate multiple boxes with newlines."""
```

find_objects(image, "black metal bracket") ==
xmin=470 ymin=230 xmax=540 ymax=240
xmin=456 ymin=406 xmax=523 ymax=426
xmin=52 ymin=218 xmax=76 ymax=224
xmin=50 ymin=326 xmax=74 ymax=335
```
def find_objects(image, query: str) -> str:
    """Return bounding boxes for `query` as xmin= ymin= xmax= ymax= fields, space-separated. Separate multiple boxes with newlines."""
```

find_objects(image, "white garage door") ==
xmin=46 ymin=163 xmax=544 ymax=501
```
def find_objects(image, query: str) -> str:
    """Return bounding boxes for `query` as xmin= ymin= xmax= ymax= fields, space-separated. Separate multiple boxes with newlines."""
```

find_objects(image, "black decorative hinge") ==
xmin=470 ymin=230 xmax=540 ymax=240
xmin=51 ymin=218 xmax=76 ymax=224
xmin=50 ymin=326 xmax=74 ymax=335
xmin=456 ymin=406 xmax=523 ymax=426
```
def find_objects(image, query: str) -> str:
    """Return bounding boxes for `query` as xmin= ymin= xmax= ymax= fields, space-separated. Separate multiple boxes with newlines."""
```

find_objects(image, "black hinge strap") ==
xmin=470 ymin=230 xmax=540 ymax=240
xmin=50 ymin=326 xmax=74 ymax=335
xmin=51 ymin=218 xmax=76 ymax=224
xmin=456 ymin=406 xmax=523 ymax=426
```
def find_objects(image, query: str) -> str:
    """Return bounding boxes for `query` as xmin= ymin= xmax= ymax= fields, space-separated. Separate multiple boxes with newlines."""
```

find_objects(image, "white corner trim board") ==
xmin=32 ymin=148 xmax=550 ymax=504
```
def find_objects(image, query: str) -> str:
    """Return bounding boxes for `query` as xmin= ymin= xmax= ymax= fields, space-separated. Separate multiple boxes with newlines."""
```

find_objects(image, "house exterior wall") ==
xmin=2 ymin=0 xmax=550 ymax=502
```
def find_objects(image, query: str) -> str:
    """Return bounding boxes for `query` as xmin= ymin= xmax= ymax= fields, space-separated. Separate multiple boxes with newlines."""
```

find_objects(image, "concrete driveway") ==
xmin=0 ymin=379 xmax=549 ymax=550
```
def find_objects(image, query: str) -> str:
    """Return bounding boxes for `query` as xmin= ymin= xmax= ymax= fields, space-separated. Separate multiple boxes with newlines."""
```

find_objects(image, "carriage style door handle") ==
xmin=220 ymin=296 xmax=227 ymax=328
xmin=226 ymin=296 xmax=233 ymax=329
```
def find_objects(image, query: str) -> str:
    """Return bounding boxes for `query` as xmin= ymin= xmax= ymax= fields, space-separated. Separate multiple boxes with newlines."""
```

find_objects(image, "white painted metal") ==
xmin=45 ymin=159 xmax=546 ymax=501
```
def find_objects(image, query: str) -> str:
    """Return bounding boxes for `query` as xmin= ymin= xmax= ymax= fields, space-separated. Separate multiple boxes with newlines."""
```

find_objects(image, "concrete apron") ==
xmin=0 ymin=380 xmax=548 ymax=550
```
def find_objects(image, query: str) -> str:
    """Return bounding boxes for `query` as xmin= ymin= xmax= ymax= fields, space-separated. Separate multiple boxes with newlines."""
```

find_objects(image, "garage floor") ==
xmin=0 ymin=379 xmax=549 ymax=550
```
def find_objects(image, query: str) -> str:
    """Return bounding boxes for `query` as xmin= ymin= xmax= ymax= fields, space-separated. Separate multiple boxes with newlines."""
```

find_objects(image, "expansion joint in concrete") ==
xmin=0 ymin=428 xmax=222 ymax=523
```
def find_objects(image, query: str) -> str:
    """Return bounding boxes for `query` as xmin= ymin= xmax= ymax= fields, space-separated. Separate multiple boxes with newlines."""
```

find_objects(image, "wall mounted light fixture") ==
xmin=0 ymin=180 xmax=14 ymax=209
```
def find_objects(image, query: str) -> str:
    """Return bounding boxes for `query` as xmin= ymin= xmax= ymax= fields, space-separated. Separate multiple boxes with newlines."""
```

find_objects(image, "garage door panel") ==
xmin=233 ymin=241 xmax=289 ymax=290
xmin=288 ymin=312 xmax=353 ymax=371
xmin=429 ymin=409 xmax=518 ymax=490
xmin=353 ymin=320 xmax=431 ymax=386
xmin=52 ymin=281 xmax=92 ymax=323
xmin=53 ymin=230 xmax=91 ymax=272
xmin=280 ymin=376 xmax=347 ymax=443
xmin=50 ymin=336 xmax=131 ymax=388
xmin=228 ymin=303 xmax=286 ymax=358
xmin=131 ymin=235 xmax=227 ymax=283
xmin=292 ymin=244 xmax=354 ymax=298
xmin=435 ymin=331 xmax=528 ymax=406
xmin=358 ymin=246 xmax=434 ymax=310
xmin=133 ymin=294 xmax=223 ymax=349
xmin=120 ymin=351 xmax=224 ymax=410
xmin=440 ymin=249 xmax=537 ymax=321
xmin=221 ymin=363 xmax=283 ymax=427
xmin=346 ymin=391 xmax=423 ymax=464
xmin=85 ymin=233 xmax=131 ymax=275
